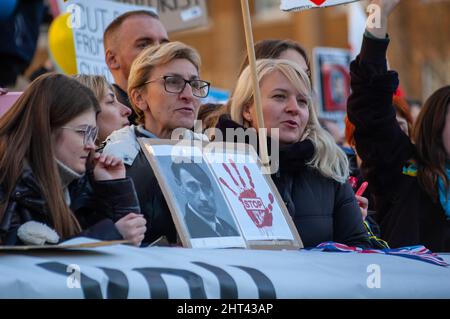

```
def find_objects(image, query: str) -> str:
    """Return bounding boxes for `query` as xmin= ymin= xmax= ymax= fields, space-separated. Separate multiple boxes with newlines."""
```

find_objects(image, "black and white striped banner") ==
xmin=1 ymin=238 xmax=449 ymax=298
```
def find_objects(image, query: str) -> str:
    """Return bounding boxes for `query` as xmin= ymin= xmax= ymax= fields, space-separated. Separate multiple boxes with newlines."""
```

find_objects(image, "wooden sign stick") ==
xmin=240 ymin=0 xmax=270 ymax=169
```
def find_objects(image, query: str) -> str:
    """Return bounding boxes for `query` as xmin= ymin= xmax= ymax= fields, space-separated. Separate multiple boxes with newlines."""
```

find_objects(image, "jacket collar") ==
xmin=102 ymin=125 xmax=209 ymax=166
xmin=56 ymin=159 xmax=82 ymax=188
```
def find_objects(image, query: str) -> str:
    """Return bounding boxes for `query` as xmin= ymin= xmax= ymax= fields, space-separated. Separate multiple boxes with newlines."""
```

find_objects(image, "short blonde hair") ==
xmin=230 ymin=59 xmax=349 ymax=183
xmin=128 ymin=41 xmax=202 ymax=124
xmin=72 ymin=74 xmax=113 ymax=102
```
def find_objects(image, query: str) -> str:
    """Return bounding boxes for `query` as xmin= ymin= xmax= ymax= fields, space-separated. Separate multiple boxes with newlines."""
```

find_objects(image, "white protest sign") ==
xmin=312 ymin=47 xmax=351 ymax=122
xmin=115 ymin=0 xmax=209 ymax=33
xmin=281 ymin=0 xmax=362 ymax=11
xmin=61 ymin=0 xmax=156 ymax=82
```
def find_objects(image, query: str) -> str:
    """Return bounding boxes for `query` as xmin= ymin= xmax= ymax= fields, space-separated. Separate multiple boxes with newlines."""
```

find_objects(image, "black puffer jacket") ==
xmin=0 ymin=168 xmax=141 ymax=245
xmin=216 ymin=116 xmax=371 ymax=248
xmin=347 ymin=34 xmax=450 ymax=251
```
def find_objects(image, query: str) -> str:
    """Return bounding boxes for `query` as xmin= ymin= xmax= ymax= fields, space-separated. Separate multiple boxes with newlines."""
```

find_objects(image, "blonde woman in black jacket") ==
xmin=220 ymin=59 xmax=370 ymax=248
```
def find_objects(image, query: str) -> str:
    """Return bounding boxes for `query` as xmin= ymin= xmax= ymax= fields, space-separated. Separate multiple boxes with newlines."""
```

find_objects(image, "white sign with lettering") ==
xmin=62 ymin=0 xmax=155 ymax=82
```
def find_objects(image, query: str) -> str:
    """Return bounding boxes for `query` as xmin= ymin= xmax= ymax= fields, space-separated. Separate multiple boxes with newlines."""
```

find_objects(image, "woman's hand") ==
xmin=356 ymin=195 xmax=369 ymax=221
xmin=92 ymin=153 xmax=126 ymax=181
xmin=115 ymin=213 xmax=147 ymax=246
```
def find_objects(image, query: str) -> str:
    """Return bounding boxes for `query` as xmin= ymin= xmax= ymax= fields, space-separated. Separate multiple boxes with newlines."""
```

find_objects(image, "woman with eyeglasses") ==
xmin=0 ymin=73 xmax=146 ymax=246
xmin=102 ymin=41 xmax=210 ymax=245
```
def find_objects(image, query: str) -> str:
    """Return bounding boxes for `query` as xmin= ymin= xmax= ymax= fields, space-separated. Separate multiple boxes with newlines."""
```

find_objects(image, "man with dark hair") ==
xmin=171 ymin=162 xmax=239 ymax=239
xmin=103 ymin=10 xmax=169 ymax=123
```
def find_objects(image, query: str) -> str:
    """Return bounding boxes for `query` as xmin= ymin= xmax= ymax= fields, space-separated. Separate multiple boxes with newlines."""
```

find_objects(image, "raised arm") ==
xmin=347 ymin=0 xmax=414 ymax=200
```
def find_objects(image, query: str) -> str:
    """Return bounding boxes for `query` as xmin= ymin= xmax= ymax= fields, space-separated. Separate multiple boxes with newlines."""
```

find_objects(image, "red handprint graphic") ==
xmin=219 ymin=158 xmax=275 ymax=233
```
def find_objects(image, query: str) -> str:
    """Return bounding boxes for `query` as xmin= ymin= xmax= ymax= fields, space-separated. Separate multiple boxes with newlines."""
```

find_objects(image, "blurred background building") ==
xmin=13 ymin=0 xmax=450 ymax=102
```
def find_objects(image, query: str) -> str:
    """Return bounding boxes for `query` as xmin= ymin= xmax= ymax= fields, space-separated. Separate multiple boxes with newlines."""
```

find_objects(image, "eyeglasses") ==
xmin=144 ymin=75 xmax=210 ymax=98
xmin=61 ymin=125 xmax=98 ymax=146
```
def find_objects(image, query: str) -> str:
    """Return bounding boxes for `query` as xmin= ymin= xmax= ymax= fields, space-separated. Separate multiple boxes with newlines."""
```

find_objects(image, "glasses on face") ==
xmin=144 ymin=75 xmax=210 ymax=98
xmin=61 ymin=125 xmax=98 ymax=146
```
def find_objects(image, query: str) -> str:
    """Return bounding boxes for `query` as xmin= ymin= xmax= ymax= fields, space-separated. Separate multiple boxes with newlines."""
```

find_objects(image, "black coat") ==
xmin=347 ymin=34 xmax=450 ymax=251
xmin=216 ymin=116 xmax=371 ymax=248
xmin=0 ymin=168 xmax=140 ymax=245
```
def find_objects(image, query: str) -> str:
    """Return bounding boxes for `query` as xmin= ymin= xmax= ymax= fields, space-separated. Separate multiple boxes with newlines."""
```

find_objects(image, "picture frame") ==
xmin=138 ymin=138 xmax=303 ymax=250
xmin=204 ymin=141 xmax=303 ymax=250
xmin=138 ymin=138 xmax=247 ymax=249
xmin=312 ymin=47 xmax=351 ymax=123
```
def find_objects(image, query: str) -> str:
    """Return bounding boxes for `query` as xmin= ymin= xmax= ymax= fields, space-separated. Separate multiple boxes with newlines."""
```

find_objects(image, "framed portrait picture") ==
xmin=138 ymin=139 xmax=302 ymax=250
xmin=138 ymin=139 xmax=247 ymax=249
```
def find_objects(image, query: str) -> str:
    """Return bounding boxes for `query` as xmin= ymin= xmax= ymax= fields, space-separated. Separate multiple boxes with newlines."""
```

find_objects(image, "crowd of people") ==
xmin=0 ymin=0 xmax=449 ymax=252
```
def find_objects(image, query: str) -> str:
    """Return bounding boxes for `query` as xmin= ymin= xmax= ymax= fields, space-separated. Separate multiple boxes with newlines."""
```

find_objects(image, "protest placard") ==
xmin=313 ymin=47 xmax=351 ymax=122
xmin=115 ymin=0 xmax=208 ymax=33
xmin=56 ymin=0 xmax=153 ymax=81
xmin=138 ymin=139 xmax=302 ymax=250
xmin=57 ymin=0 xmax=208 ymax=80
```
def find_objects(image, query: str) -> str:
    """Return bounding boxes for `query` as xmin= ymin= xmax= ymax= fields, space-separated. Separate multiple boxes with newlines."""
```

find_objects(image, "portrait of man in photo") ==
xmin=171 ymin=161 xmax=239 ymax=239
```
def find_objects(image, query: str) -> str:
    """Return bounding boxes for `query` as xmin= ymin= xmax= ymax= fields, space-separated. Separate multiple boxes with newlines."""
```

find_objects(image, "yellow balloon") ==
xmin=48 ymin=13 xmax=77 ymax=75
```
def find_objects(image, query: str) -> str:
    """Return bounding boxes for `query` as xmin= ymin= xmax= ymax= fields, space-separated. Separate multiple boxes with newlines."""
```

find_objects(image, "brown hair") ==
xmin=0 ymin=73 xmax=101 ymax=238
xmin=103 ymin=10 xmax=160 ymax=49
xmin=128 ymin=41 xmax=201 ymax=124
xmin=222 ymin=39 xmax=312 ymax=115
xmin=414 ymin=85 xmax=450 ymax=202
xmin=238 ymin=39 xmax=311 ymax=79
xmin=197 ymin=103 xmax=227 ymax=131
